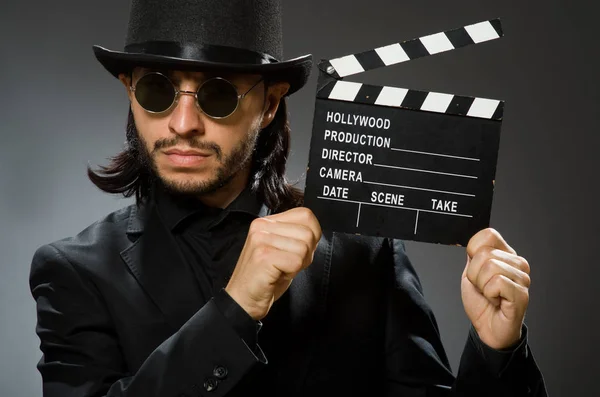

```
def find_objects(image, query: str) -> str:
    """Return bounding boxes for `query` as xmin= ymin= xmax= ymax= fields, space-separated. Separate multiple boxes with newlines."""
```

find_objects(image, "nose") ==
xmin=168 ymin=90 xmax=205 ymax=137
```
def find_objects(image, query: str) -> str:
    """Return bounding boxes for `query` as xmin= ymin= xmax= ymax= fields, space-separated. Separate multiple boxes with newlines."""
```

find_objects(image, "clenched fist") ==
xmin=225 ymin=207 xmax=322 ymax=320
xmin=462 ymin=228 xmax=531 ymax=350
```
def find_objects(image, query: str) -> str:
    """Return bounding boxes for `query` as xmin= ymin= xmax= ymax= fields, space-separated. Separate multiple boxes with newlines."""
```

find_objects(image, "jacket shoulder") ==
xmin=30 ymin=204 xmax=141 ymax=280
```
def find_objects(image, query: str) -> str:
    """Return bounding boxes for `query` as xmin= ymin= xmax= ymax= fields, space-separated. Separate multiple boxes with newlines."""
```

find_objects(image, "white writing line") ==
xmin=316 ymin=196 xmax=473 ymax=218
xmin=414 ymin=211 xmax=420 ymax=234
xmin=373 ymin=163 xmax=478 ymax=179
xmin=363 ymin=180 xmax=475 ymax=197
xmin=391 ymin=148 xmax=480 ymax=162
xmin=356 ymin=203 xmax=362 ymax=227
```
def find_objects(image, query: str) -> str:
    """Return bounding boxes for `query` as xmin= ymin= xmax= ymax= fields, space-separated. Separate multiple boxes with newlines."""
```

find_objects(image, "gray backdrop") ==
xmin=1 ymin=0 xmax=598 ymax=395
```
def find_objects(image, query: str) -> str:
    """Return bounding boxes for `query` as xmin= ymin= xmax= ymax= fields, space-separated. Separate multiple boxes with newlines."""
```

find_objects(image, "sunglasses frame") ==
xmin=129 ymin=71 xmax=264 ymax=119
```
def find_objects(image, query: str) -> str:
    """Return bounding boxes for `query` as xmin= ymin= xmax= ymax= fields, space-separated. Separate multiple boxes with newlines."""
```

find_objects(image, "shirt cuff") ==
xmin=213 ymin=288 xmax=262 ymax=354
xmin=469 ymin=324 xmax=529 ymax=377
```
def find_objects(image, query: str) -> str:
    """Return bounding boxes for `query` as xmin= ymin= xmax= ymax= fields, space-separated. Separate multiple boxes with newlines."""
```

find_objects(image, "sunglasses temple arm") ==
xmin=239 ymin=78 xmax=265 ymax=98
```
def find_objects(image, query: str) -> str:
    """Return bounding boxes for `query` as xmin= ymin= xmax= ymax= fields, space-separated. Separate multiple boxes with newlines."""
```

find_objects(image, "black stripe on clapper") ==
xmin=446 ymin=95 xmax=475 ymax=116
xmin=354 ymin=84 xmax=383 ymax=105
xmin=354 ymin=49 xmax=386 ymax=72
xmin=491 ymin=101 xmax=504 ymax=120
xmin=400 ymin=38 xmax=430 ymax=60
xmin=318 ymin=60 xmax=341 ymax=79
xmin=400 ymin=89 xmax=429 ymax=110
xmin=317 ymin=80 xmax=337 ymax=99
xmin=490 ymin=18 xmax=504 ymax=37
xmin=445 ymin=27 xmax=475 ymax=50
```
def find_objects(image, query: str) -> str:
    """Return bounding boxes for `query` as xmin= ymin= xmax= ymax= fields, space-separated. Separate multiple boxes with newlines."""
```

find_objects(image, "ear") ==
xmin=261 ymin=81 xmax=290 ymax=129
xmin=118 ymin=73 xmax=134 ymax=101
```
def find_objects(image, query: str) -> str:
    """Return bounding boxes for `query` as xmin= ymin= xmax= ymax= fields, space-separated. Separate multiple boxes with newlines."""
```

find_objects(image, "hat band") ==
xmin=124 ymin=41 xmax=279 ymax=65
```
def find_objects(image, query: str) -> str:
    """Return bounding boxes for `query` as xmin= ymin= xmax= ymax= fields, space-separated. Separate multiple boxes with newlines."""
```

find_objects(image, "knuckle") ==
xmin=253 ymin=244 xmax=273 ymax=261
xmin=480 ymin=258 xmax=497 ymax=275
xmin=484 ymin=227 xmax=501 ymax=240
xmin=249 ymin=218 xmax=267 ymax=233
xmin=297 ymin=206 xmax=314 ymax=219
xmin=294 ymin=254 xmax=305 ymax=271
xmin=247 ymin=228 xmax=266 ymax=244
xmin=487 ymin=273 xmax=504 ymax=288
xmin=298 ymin=207 xmax=318 ymax=226
xmin=300 ymin=241 xmax=310 ymax=257
xmin=301 ymin=227 xmax=316 ymax=246
xmin=517 ymin=256 xmax=531 ymax=273
xmin=521 ymin=272 xmax=532 ymax=288
xmin=478 ymin=246 xmax=495 ymax=261
xmin=522 ymin=288 xmax=530 ymax=304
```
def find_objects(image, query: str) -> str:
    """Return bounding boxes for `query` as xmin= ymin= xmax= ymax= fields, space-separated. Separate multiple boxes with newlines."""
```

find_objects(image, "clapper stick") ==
xmin=303 ymin=18 xmax=506 ymax=246
xmin=321 ymin=19 xmax=503 ymax=79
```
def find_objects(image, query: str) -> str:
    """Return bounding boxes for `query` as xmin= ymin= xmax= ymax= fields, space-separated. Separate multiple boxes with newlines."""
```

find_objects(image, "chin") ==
xmin=158 ymin=172 xmax=226 ymax=196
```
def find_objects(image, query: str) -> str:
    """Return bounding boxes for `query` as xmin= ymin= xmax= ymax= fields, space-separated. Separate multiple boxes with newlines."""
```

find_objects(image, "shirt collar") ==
xmin=153 ymin=183 xmax=270 ymax=232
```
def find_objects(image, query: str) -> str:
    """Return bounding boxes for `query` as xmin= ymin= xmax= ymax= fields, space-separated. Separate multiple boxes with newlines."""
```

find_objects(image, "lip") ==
xmin=163 ymin=149 xmax=211 ymax=156
xmin=162 ymin=149 xmax=212 ymax=167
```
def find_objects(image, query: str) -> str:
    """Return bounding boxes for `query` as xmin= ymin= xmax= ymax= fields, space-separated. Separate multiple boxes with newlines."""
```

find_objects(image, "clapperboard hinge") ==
xmin=317 ymin=18 xmax=505 ymax=121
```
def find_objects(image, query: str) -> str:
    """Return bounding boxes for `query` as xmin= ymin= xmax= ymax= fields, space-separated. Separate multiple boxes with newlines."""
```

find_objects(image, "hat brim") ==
xmin=93 ymin=45 xmax=313 ymax=96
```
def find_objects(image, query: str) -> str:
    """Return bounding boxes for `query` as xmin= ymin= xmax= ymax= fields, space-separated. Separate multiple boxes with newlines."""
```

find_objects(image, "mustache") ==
xmin=153 ymin=137 xmax=223 ymax=160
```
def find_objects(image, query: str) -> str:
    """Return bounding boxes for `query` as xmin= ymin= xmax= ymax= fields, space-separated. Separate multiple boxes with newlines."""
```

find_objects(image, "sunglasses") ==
xmin=129 ymin=72 xmax=264 ymax=119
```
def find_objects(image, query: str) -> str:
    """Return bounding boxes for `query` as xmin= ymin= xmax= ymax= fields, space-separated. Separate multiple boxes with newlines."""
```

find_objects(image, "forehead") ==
xmin=133 ymin=67 xmax=261 ymax=83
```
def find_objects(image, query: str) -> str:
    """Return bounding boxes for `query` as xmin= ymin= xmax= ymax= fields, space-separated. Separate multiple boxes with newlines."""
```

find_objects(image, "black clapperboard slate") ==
xmin=303 ymin=19 xmax=505 ymax=246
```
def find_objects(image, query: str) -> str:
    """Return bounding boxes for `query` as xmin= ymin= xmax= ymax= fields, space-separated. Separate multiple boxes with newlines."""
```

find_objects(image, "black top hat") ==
xmin=93 ymin=0 xmax=312 ymax=96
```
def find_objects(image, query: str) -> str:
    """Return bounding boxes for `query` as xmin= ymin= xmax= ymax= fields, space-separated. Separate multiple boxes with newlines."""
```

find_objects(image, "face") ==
xmin=119 ymin=67 xmax=289 ymax=198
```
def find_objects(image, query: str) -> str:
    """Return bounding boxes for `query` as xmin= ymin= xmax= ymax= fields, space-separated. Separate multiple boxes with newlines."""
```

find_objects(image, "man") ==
xmin=30 ymin=0 xmax=547 ymax=396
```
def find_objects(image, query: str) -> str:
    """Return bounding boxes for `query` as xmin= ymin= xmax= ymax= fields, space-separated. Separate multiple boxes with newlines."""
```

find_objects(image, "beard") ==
xmin=130 ymin=117 xmax=262 ymax=198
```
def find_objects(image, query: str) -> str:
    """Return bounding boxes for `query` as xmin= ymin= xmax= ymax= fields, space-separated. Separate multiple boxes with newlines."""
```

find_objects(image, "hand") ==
xmin=461 ymin=228 xmax=531 ymax=350
xmin=225 ymin=207 xmax=322 ymax=321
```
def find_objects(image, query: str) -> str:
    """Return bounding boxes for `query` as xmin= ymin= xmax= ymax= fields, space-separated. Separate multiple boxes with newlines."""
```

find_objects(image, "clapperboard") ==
xmin=304 ymin=19 xmax=505 ymax=246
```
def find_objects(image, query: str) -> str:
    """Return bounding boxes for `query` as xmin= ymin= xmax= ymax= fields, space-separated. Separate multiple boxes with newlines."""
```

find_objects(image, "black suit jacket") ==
xmin=30 ymin=201 xmax=547 ymax=396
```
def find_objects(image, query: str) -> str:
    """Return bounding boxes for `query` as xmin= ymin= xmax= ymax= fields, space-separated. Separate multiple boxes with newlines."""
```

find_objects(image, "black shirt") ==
xmin=153 ymin=184 xmax=528 ymax=377
xmin=154 ymin=184 xmax=267 ymax=353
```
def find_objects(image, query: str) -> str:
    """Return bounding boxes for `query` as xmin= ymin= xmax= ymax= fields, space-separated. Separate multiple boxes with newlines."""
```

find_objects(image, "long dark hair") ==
xmin=87 ymin=97 xmax=304 ymax=213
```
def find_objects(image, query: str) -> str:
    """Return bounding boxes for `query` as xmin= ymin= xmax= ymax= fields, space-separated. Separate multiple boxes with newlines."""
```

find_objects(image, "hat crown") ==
xmin=125 ymin=0 xmax=284 ymax=60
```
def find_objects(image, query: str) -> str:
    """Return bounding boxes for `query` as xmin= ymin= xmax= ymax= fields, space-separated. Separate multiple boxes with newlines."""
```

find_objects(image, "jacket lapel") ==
xmin=120 ymin=202 xmax=205 ymax=331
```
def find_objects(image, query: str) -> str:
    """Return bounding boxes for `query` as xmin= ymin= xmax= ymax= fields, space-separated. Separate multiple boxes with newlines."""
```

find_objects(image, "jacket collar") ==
xmin=126 ymin=187 xmax=271 ymax=235
xmin=153 ymin=184 xmax=270 ymax=232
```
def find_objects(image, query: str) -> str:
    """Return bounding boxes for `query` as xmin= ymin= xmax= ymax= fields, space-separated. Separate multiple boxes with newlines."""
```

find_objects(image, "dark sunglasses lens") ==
xmin=135 ymin=74 xmax=175 ymax=112
xmin=198 ymin=78 xmax=239 ymax=118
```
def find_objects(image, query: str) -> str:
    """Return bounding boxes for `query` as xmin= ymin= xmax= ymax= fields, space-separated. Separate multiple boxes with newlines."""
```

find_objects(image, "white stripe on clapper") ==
xmin=419 ymin=32 xmax=455 ymax=55
xmin=329 ymin=81 xmax=363 ymax=101
xmin=467 ymin=97 xmax=500 ymax=119
xmin=464 ymin=21 xmax=500 ymax=43
xmin=374 ymin=43 xmax=410 ymax=66
xmin=420 ymin=92 xmax=455 ymax=113
xmin=329 ymin=55 xmax=364 ymax=77
xmin=374 ymin=86 xmax=409 ymax=107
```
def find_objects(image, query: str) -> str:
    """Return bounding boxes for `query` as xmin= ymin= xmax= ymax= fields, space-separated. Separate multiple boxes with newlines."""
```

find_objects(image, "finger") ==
xmin=466 ymin=228 xmax=516 ymax=259
xmin=466 ymin=247 xmax=531 ymax=285
xmin=265 ymin=207 xmax=322 ymax=244
xmin=468 ymin=257 xmax=531 ymax=294
xmin=251 ymin=243 xmax=306 ymax=276
xmin=482 ymin=274 xmax=529 ymax=312
xmin=249 ymin=229 xmax=312 ymax=263
xmin=488 ymin=249 xmax=531 ymax=275
xmin=249 ymin=218 xmax=317 ymax=249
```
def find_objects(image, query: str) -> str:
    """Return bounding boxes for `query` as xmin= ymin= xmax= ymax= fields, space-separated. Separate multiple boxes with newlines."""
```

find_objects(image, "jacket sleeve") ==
xmin=30 ymin=243 xmax=266 ymax=397
xmin=383 ymin=239 xmax=548 ymax=397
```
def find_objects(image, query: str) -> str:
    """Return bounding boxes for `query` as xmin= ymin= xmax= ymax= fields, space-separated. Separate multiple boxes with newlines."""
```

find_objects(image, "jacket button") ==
xmin=213 ymin=365 xmax=228 ymax=379
xmin=203 ymin=377 xmax=219 ymax=392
